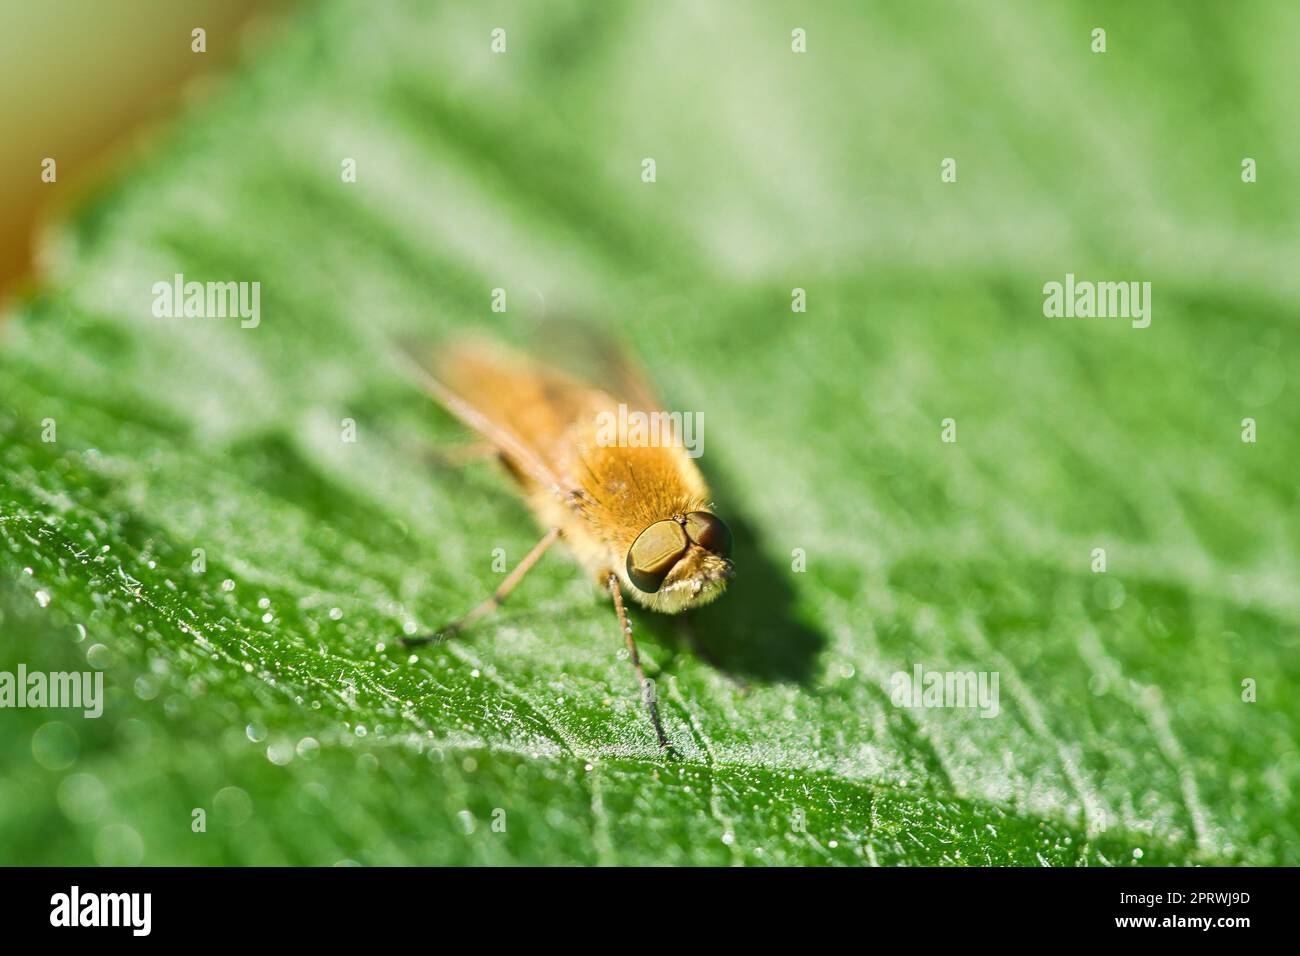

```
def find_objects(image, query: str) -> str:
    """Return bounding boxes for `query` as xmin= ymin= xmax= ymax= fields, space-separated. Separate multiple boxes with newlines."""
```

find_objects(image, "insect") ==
xmin=396 ymin=334 xmax=734 ymax=748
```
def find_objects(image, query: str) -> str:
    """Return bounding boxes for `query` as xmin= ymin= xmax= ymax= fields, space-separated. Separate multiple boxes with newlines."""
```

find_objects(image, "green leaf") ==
xmin=2 ymin=0 xmax=1296 ymax=866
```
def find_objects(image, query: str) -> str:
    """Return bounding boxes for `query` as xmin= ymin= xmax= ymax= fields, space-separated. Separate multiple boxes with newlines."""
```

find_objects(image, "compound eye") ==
xmin=683 ymin=511 xmax=733 ymax=559
xmin=626 ymin=519 xmax=689 ymax=593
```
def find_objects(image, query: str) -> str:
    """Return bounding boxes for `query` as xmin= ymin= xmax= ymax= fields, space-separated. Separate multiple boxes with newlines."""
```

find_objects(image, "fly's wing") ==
xmin=522 ymin=318 xmax=664 ymax=416
xmin=399 ymin=323 xmax=695 ymax=517
xmin=396 ymin=336 xmax=608 ymax=498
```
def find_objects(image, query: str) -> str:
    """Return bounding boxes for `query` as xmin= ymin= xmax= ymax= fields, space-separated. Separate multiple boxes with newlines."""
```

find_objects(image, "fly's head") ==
xmin=623 ymin=511 xmax=734 ymax=613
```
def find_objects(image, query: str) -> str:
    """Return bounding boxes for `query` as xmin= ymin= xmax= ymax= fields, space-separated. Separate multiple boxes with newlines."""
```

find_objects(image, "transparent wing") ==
xmin=394 ymin=337 xmax=573 ymax=497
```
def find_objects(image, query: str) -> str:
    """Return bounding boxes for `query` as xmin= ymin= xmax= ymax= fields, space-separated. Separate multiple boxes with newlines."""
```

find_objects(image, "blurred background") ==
xmin=0 ymin=1 xmax=1297 ymax=866
xmin=0 ymin=0 xmax=282 ymax=302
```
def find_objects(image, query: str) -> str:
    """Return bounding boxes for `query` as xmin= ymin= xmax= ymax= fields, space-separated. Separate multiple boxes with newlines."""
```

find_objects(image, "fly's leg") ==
xmin=401 ymin=527 xmax=561 ymax=648
xmin=607 ymin=572 xmax=671 ymax=750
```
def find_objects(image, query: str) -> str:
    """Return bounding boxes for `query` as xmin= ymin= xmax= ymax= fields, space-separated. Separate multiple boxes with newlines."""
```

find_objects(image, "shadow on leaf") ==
xmin=640 ymin=463 xmax=827 ymax=687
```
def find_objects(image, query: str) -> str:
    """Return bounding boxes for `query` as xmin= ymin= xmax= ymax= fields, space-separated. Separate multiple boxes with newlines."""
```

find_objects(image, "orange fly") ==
xmin=397 ymin=335 xmax=734 ymax=748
